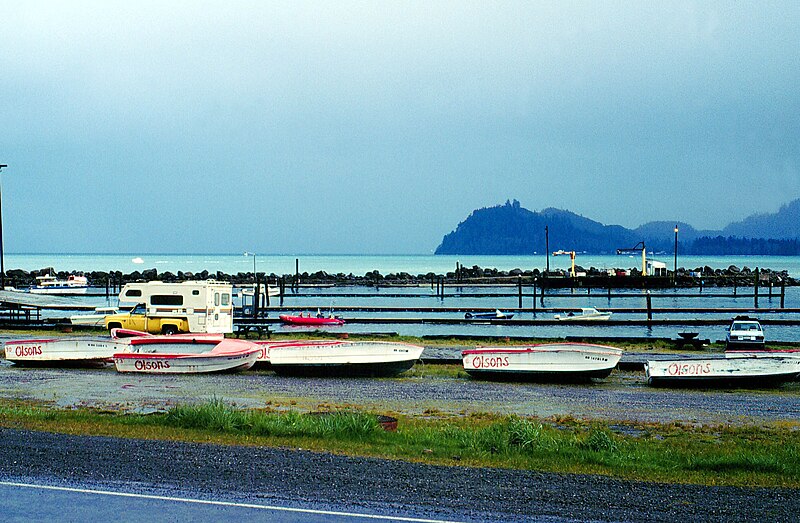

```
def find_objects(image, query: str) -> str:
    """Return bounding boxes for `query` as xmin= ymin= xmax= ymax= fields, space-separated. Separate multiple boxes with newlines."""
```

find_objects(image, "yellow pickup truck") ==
xmin=104 ymin=303 xmax=189 ymax=335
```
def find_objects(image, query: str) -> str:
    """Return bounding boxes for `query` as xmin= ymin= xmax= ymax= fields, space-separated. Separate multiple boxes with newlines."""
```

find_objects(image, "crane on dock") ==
xmin=552 ymin=250 xmax=577 ymax=277
xmin=616 ymin=242 xmax=647 ymax=275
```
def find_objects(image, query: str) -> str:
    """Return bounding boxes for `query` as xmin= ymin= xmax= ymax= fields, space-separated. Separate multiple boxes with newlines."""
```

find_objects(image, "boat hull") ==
xmin=462 ymin=343 xmax=623 ymax=381
xmin=645 ymin=355 xmax=800 ymax=388
xmin=113 ymin=338 xmax=259 ymax=374
xmin=266 ymin=340 xmax=423 ymax=377
xmin=279 ymin=315 xmax=345 ymax=326
xmin=3 ymin=338 xmax=128 ymax=366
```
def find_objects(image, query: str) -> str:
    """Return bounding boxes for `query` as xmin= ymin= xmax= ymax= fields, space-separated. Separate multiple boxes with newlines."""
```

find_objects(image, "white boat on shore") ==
xmin=113 ymin=336 xmax=259 ymax=374
xmin=3 ymin=337 xmax=130 ymax=366
xmin=462 ymin=343 xmax=623 ymax=381
xmin=29 ymin=274 xmax=89 ymax=295
xmin=554 ymin=308 xmax=613 ymax=321
xmin=70 ymin=307 xmax=120 ymax=327
xmin=257 ymin=339 xmax=424 ymax=377
xmin=645 ymin=354 xmax=800 ymax=387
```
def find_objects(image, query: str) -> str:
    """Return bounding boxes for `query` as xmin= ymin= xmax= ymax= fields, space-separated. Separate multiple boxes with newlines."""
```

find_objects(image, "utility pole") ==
xmin=0 ymin=164 xmax=7 ymax=289
xmin=673 ymin=225 xmax=679 ymax=284
xmin=545 ymin=226 xmax=549 ymax=273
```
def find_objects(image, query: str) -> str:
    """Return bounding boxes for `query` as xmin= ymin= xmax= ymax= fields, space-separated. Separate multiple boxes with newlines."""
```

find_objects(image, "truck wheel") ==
xmin=162 ymin=325 xmax=179 ymax=335
xmin=107 ymin=322 xmax=122 ymax=333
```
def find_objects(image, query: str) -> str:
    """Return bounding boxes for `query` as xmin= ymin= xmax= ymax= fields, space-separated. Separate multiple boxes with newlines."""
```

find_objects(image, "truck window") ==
xmin=131 ymin=303 xmax=146 ymax=314
xmin=221 ymin=293 xmax=230 ymax=306
xmin=192 ymin=290 xmax=200 ymax=296
xmin=151 ymin=295 xmax=184 ymax=306
xmin=214 ymin=292 xmax=220 ymax=306
xmin=125 ymin=289 xmax=143 ymax=298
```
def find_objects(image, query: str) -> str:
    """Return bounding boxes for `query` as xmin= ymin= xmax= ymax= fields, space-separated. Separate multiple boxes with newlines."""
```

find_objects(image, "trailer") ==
xmin=104 ymin=280 xmax=233 ymax=334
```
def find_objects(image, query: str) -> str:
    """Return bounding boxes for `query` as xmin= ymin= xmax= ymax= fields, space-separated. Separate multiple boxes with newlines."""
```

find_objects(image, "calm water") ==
xmin=7 ymin=253 xmax=800 ymax=277
xmin=9 ymin=253 xmax=800 ymax=342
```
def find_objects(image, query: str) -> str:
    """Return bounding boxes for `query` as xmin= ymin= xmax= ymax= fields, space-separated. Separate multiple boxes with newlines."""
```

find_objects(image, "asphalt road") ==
xmin=2 ymin=429 xmax=799 ymax=523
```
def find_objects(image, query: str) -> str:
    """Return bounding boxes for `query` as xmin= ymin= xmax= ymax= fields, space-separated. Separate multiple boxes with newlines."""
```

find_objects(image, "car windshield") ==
xmin=732 ymin=322 xmax=761 ymax=331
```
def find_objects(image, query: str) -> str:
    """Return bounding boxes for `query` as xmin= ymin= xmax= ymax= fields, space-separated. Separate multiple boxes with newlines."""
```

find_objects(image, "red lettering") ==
xmin=470 ymin=355 xmax=510 ymax=369
xmin=132 ymin=359 xmax=171 ymax=371
xmin=13 ymin=345 xmax=43 ymax=357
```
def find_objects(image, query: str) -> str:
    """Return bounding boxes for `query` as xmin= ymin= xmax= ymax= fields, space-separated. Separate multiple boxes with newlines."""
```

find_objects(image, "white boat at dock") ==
xmin=462 ymin=343 xmax=623 ymax=381
xmin=29 ymin=274 xmax=89 ymax=295
xmin=554 ymin=308 xmax=613 ymax=321
xmin=645 ymin=354 xmax=800 ymax=387
xmin=255 ymin=339 xmax=424 ymax=377
xmin=3 ymin=337 xmax=130 ymax=366
xmin=113 ymin=336 xmax=259 ymax=374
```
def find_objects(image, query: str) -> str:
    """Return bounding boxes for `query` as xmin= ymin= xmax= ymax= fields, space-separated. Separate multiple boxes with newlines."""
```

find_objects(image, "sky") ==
xmin=1 ymin=1 xmax=799 ymax=254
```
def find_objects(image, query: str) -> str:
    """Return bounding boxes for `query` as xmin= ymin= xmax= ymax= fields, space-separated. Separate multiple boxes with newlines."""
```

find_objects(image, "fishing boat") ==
xmin=462 ymin=343 xmax=623 ymax=381
xmin=259 ymin=339 xmax=424 ymax=376
xmin=3 ymin=337 xmax=130 ymax=366
xmin=554 ymin=307 xmax=613 ymax=321
xmin=645 ymin=354 xmax=800 ymax=387
xmin=113 ymin=336 xmax=260 ymax=374
xmin=69 ymin=306 xmax=120 ymax=327
xmin=464 ymin=309 xmax=514 ymax=320
xmin=29 ymin=274 xmax=89 ymax=295
xmin=279 ymin=311 xmax=345 ymax=326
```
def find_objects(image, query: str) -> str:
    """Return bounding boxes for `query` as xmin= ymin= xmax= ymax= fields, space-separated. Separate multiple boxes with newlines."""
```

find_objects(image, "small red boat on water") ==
xmin=279 ymin=311 xmax=345 ymax=326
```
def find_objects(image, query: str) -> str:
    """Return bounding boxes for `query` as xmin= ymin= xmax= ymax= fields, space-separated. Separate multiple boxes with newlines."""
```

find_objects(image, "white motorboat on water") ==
xmin=29 ymin=274 xmax=89 ymax=295
xmin=3 ymin=336 xmax=130 ymax=366
xmin=464 ymin=309 xmax=514 ymax=320
xmin=69 ymin=307 xmax=120 ymax=327
xmin=113 ymin=336 xmax=259 ymax=374
xmin=462 ymin=343 xmax=623 ymax=381
xmin=645 ymin=354 xmax=800 ymax=387
xmin=554 ymin=308 xmax=613 ymax=321
xmin=255 ymin=339 xmax=424 ymax=377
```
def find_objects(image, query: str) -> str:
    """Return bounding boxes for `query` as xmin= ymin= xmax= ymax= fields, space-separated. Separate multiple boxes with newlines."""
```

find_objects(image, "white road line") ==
xmin=0 ymin=481 xmax=463 ymax=523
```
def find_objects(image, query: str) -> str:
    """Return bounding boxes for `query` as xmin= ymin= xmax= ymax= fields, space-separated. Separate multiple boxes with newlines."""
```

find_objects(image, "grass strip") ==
xmin=1 ymin=399 xmax=799 ymax=488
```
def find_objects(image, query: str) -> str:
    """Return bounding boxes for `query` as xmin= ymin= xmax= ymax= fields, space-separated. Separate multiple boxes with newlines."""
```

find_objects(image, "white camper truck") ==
xmin=104 ymin=281 xmax=233 ymax=334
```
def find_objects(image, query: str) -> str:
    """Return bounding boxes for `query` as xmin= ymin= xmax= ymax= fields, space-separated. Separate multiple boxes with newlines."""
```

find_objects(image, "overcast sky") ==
xmin=2 ymin=1 xmax=798 ymax=254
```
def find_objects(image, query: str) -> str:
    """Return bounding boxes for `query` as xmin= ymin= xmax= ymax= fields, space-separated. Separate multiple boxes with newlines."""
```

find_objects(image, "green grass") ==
xmin=2 ymin=399 xmax=799 ymax=488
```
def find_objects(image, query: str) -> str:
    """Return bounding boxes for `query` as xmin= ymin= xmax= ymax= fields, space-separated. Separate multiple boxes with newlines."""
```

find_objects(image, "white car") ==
xmin=725 ymin=317 xmax=765 ymax=349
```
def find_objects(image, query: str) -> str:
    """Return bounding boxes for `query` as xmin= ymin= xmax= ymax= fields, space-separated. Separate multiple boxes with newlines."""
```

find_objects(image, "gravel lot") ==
xmin=1 ymin=358 xmax=799 ymax=425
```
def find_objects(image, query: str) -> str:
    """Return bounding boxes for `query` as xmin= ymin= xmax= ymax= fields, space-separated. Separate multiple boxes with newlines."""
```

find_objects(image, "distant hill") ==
xmin=434 ymin=199 xmax=800 ymax=255
xmin=722 ymin=200 xmax=800 ymax=239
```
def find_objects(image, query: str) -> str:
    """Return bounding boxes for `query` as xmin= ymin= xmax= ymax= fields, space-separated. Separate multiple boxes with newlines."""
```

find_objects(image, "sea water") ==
xmin=6 ymin=253 xmax=800 ymax=278
xmin=6 ymin=253 xmax=800 ymax=342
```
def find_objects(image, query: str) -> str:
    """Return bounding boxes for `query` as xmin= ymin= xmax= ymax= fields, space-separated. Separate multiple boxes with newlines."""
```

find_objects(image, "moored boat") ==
xmin=462 ymin=343 xmax=623 ymax=381
xmin=645 ymin=354 xmax=800 ymax=387
xmin=464 ymin=309 xmax=514 ymax=320
xmin=262 ymin=339 xmax=424 ymax=376
xmin=554 ymin=307 xmax=613 ymax=321
xmin=113 ymin=337 xmax=260 ymax=374
xmin=29 ymin=274 xmax=89 ymax=295
xmin=279 ymin=312 xmax=345 ymax=326
xmin=3 ymin=337 xmax=130 ymax=366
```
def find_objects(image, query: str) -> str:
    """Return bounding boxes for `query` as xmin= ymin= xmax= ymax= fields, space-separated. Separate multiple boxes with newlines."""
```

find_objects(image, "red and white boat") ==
xmin=3 ymin=336 xmax=130 ymax=366
xmin=462 ymin=343 xmax=623 ymax=381
xmin=279 ymin=311 xmax=345 ymax=326
xmin=113 ymin=336 xmax=260 ymax=374
xmin=254 ymin=339 xmax=423 ymax=376
xmin=646 ymin=354 xmax=800 ymax=387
